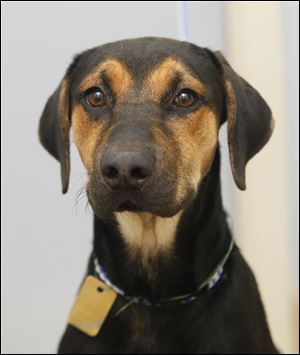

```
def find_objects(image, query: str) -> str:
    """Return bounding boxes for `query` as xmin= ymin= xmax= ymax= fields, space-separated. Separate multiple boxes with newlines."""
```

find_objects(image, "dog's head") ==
xmin=39 ymin=38 xmax=273 ymax=218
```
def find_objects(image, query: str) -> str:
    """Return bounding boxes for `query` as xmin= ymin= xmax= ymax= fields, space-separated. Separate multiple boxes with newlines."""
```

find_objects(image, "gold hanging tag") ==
xmin=68 ymin=275 xmax=117 ymax=337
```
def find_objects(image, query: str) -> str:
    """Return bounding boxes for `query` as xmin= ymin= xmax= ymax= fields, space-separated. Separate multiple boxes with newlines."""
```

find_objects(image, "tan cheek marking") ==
xmin=169 ymin=107 xmax=219 ymax=199
xmin=79 ymin=59 xmax=133 ymax=98
xmin=146 ymin=58 xmax=205 ymax=101
xmin=115 ymin=211 xmax=182 ymax=277
xmin=151 ymin=124 xmax=179 ymax=172
xmin=72 ymin=105 xmax=105 ymax=173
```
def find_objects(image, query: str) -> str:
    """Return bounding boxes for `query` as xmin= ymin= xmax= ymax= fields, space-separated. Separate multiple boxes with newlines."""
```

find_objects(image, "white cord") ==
xmin=177 ymin=1 xmax=189 ymax=41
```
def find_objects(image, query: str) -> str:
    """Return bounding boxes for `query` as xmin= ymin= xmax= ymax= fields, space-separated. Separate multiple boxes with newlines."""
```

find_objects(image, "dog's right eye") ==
xmin=173 ymin=89 xmax=198 ymax=108
xmin=85 ymin=87 xmax=106 ymax=107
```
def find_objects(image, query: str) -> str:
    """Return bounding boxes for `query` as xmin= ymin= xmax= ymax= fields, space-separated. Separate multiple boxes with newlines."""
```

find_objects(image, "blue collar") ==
xmin=93 ymin=238 xmax=234 ymax=308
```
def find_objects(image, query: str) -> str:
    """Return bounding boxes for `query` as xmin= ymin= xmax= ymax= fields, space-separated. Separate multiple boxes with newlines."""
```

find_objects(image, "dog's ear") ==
xmin=39 ymin=55 xmax=81 ymax=193
xmin=207 ymin=50 xmax=274 ymax=190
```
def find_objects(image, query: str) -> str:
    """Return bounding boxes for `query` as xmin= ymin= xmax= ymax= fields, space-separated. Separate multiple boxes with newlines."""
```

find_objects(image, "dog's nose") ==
xmin=101 ymin=149 xmax=153 ymax=191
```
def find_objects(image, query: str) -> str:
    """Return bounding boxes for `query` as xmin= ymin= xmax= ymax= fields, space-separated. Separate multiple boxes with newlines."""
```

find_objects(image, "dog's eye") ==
xmin=174 ymin=89 xmax=197 ymax=108
xmin=85 ymin=87 xmax=106 ymax=107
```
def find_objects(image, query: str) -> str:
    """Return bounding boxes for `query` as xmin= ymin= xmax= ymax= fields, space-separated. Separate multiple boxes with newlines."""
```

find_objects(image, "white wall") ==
xmin=2 ymin=2 xmax=225 ymax=353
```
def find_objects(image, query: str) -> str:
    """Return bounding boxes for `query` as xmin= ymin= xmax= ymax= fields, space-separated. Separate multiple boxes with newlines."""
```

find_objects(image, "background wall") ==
xmin=2 ymin=1 xmax=299 ymax=353
xmin=226 ymin=2 xmax=299 ymax=352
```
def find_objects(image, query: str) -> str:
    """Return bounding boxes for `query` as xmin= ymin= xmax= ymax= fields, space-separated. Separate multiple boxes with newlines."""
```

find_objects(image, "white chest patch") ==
xmin=115 ymin=211 xmax=182 ymax=273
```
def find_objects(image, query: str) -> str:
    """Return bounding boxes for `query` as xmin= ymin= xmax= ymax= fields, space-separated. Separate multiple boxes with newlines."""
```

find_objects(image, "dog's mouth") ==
xmin=88 ymin=175 xmax=189 ymax=218
xmin=116 ymin=200 xmax=144 ymax=212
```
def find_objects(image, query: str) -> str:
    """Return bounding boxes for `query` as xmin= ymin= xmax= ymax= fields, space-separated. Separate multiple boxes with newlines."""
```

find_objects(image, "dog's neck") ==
xmin=92 ymin=148 xmax=231 ymax=300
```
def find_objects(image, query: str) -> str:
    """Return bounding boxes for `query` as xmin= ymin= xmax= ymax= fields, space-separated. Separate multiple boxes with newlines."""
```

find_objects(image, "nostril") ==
xmin=104 ymin=166 xmax=119 ymax=179
xmin=130 ymin=167 xmax=147 ymax=181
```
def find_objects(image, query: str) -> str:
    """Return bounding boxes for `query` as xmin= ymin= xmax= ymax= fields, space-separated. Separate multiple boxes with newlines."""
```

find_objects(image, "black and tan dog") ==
xmin=39 ymin=37 xmax=278 ymax=354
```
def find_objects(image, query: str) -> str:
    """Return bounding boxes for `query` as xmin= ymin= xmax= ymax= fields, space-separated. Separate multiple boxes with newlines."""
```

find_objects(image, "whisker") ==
xmin=84 ymin=199 xmax=93 ymax=216
xmin=73 ymin=184 xmax=88 ymax=216
xmin=70 ymin=171 xmax=88 ymax=194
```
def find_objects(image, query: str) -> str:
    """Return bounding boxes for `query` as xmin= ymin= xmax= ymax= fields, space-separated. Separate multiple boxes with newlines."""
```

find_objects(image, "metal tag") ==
xmin=68 ymin=275 xmax=117 ymax=337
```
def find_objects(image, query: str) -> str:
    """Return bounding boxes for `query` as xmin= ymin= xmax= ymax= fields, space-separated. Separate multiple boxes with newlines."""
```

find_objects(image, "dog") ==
xmin=39 ymin=37 xmax=279 ymax=354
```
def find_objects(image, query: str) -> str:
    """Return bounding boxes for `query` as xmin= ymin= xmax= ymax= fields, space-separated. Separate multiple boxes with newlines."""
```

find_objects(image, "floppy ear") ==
xmin=39 ymin=56 xmax=80 ymax=193
xmin=208 ymin=50 xmax=274 ymax=190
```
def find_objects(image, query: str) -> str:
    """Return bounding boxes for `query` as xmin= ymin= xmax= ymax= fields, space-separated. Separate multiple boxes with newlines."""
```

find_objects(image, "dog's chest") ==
xmin=129 ymin=309 xmax=156 ymax=351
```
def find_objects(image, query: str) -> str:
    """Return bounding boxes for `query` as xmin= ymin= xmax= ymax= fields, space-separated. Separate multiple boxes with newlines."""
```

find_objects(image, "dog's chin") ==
xmin=115 ymin=200 xmax=144 ymax=213
xmin=87 ymin=182 xmax=197 ymax=219
xmin=89 ymin=193 xmax=194 ymax=219
xmin=92 ymin=203 xmax=179 ymax=219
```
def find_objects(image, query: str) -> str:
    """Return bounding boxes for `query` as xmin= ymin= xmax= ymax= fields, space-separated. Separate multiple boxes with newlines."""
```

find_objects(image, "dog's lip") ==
xmin=116 ymin=200 xmax=144 ymax=212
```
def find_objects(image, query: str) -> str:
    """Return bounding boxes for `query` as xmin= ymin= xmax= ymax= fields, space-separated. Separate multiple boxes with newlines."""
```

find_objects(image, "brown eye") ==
xmin=174 ymin=90 xmax=197 ymax=108
xmin=85 ymin=87 xmax=105 ymax=107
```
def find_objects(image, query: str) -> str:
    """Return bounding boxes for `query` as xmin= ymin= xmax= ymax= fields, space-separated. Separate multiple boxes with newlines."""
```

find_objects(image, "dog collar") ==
xmin=93 ymin=238 xmax=234 ymax=308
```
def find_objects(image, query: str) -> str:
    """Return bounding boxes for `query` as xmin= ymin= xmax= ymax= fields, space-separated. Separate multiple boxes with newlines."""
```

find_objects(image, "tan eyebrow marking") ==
xmin=79 ymin=59 xmax=133 ymax=98
xmin=146 ymin=57 xmax=205 ymax=101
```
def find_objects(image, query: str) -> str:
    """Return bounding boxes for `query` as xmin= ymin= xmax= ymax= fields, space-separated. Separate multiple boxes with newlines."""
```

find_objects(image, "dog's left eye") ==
xmin=85 ymin=87 xmax=106 ymax=107
xmin=174 ymin=89 xmax=197 ymax=108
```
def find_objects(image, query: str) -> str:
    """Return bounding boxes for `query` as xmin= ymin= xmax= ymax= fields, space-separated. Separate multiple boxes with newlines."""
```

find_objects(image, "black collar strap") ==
xmin=93 ymin=237 xmax=234 ymax=308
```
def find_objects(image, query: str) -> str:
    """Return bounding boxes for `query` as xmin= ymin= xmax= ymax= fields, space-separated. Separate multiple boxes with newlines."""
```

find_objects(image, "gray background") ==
xmin=2 ymin=2 xmax=298 ymax=354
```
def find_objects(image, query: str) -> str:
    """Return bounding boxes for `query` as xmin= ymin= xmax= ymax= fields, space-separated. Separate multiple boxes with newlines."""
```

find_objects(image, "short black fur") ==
xmin=58 ymin=149 xmax=278 ymax=354
xmin=39 ymin=37 xmax=278 ymax=354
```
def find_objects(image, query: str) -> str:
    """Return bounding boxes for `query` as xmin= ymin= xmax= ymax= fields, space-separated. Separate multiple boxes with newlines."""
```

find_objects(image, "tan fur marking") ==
xmin=58 ymin=79 xmax=68 ymax=122
xmin=115 ymin=211 xmax=182 ymax=273
xmin=152 ymin=123 xmax=179 ymax=170
xmin=58 ymin=79 xmax=70 ymax=142
xmin=146 ymin=58 xmax=205 ymax=101
xmin=169 ymin=108 xmax=219 ymax=201
xmin=57 ymin=79 xmax=71 ymax=192
xmin=79 ymin=59 xmax=132 ymax=98
xmin=223 ymin=78 xmax=239 ymax=183
xmin=72 ymin=105 xmax=105 ymax=173
xmin=270 ymin=116 xmax=275 ymax=133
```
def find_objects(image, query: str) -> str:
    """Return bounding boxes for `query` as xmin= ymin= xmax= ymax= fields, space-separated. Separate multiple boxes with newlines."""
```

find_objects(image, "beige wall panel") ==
xmin=226 ymin=2 xmax=297 ymax=353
